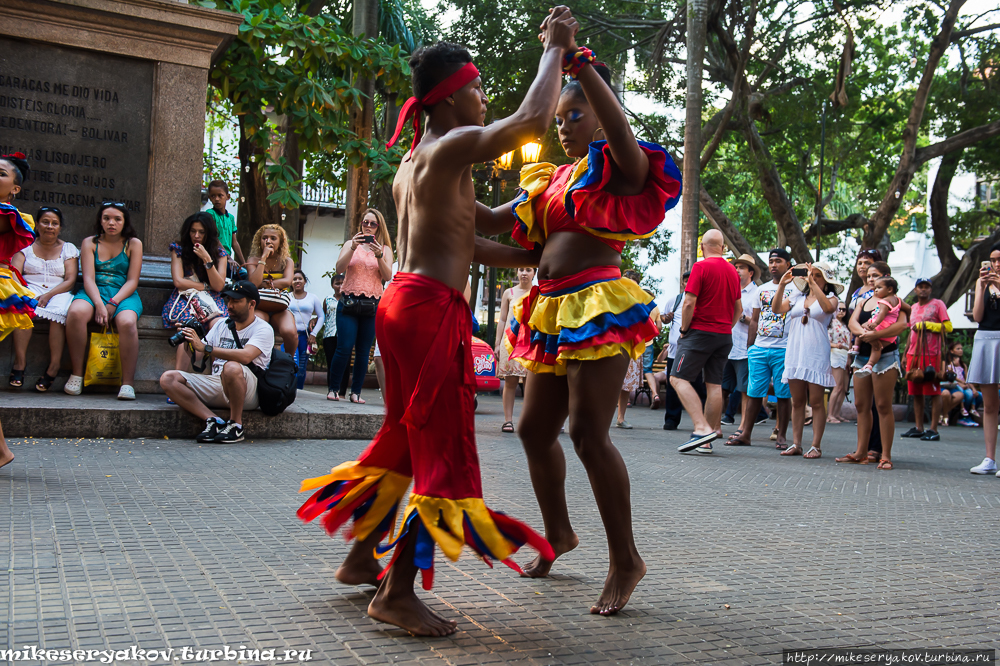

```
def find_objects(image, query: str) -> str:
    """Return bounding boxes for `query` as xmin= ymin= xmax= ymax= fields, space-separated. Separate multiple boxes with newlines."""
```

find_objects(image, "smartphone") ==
xmin=362 ymin=234 xmax=376 ymax=244
xmin=982 ymin=260 xmax=993 ymax=273
xmin=791 ymin=267 xmax=808 ymax=277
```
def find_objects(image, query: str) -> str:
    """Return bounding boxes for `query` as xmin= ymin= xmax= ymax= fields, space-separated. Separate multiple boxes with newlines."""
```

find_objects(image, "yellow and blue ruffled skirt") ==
xmin=0 ymin=203 xmax=37 ymax=340
xmin=505 ymin=265 xmax=659 ymax=376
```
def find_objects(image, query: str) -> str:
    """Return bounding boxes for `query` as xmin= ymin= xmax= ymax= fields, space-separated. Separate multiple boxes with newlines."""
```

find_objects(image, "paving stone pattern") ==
xmin=3 ymin=396 xmax=1000 ymax=664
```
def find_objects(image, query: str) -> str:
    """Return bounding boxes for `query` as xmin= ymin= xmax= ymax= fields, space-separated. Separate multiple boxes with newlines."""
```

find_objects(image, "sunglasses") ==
xmin=857 ymin=249 xmax=880 ymax=260
xmin=38 ymin=206 xmax=61 ymax=214
xmin=361 ymin=220 xmax=378 ymax=227
xmin=101 ymin=200 xmax=127 ymax=209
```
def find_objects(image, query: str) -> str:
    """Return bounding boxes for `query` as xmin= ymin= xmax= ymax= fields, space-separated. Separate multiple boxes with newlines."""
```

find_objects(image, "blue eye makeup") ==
xmin=568 ymin=110 xmax=584 ymax=122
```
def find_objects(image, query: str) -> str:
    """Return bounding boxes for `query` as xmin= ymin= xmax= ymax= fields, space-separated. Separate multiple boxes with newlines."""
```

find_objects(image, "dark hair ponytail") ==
xmin=561 ymin=62 xmax=615 ymax=102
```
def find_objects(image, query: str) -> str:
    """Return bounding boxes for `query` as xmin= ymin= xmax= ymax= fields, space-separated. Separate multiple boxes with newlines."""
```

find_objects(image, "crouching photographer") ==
xmin=161 ymin=281 xmax=273 ymax=443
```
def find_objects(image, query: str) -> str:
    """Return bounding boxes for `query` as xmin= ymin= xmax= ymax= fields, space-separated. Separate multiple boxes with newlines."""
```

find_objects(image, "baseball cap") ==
xmin=915 ymin=277 xmax=932 ymax=286
xmin=222 ymin=279 xmax=260 ymax=303
xmin=768 ymin=248 xmax=792 ymax=261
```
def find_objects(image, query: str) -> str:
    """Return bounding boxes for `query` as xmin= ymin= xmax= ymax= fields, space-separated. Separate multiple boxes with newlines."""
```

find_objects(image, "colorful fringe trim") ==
xmin=375 ymin=495 xmax=555 ymax=591
xmin=298 ymin=464 xmax=554 ymax=590
xmin=298 ymin=462 xmax=411 ymax=543
xmin=0 ymin=203 xmax=37 ymax=340
xmin=506 ymin=266 xmax=659 ymax=375
xmin=511 ymin=140 xmax=680 ymax=252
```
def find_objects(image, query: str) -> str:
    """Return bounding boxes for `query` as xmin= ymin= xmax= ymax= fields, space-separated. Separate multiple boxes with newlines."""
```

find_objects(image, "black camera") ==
xmin=944 ymin=370 xmax=957 ymax=383
xmin=168 ymin=320 xmax=209 ymax=348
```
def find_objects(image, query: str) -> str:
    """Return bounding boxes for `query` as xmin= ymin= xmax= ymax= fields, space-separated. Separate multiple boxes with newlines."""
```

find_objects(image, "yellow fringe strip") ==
xmin=399 ymin=494 xmax=514 ymax=563
xmin=300 ymin=461 xmax=412 ymax=542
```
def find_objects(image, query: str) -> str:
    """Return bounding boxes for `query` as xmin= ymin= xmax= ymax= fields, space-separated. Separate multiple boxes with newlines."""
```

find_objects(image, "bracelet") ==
xmin=562 ymin=47 xmax=596 ymax=79
xmin=108 ymin=298 xmax=119 ymax=307
xmin=375 ymin=252 xmax=383 ymax=259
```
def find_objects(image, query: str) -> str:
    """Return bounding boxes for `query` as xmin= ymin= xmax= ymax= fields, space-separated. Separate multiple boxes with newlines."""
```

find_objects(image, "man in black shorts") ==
xmin=670 ymin=230 xmax=742 ymax=454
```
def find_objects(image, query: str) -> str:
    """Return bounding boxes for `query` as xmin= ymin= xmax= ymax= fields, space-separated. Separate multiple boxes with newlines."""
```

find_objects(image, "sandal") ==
xmin=877 ymin=459 xmax=893 ymax=470
xmin=803 ymin=447 xmax=822 ymax=459
xmin=349 ymin=393 xmax=366 ymax=404
xmin=8 ymin=368 xmax=24 ymax=388
xmin=780 ymin=445 xmax=803 ymax=456
xmin=867 ymin=450 xmax=878 ymax=462
xmin=804 ymin=416 xmax=813 ymax=426
xmin=651 ymin=395 xmax=661 ymax=410
xmin=326 ymin=391 xmax=339 ymax=401
xmin=835 ymin=452 xmax=868 ymax=464
xmin=34 ymin=372 xmax=56 ymax=392
xmin=501 ymin=421 xmax=514 ymax=433
xmin=724 ymin=431 xmax=749 ymax=446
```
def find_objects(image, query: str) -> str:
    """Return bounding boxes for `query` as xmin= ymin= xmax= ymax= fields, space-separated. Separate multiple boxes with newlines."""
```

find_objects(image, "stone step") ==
xmin=0 ymin=388 xmax=382 ymax=440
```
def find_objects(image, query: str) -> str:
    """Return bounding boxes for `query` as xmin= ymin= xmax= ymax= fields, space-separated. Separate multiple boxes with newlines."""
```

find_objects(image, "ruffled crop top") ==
xmin=0 ymin=202 xmax=36 ymax=263
xmin=511 ymin=140 xmax=681 ymax=253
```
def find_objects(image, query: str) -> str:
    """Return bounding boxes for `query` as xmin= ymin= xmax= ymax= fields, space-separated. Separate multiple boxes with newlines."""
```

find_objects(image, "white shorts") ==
xmin=179 ymin=364 xmax=259 ymax=410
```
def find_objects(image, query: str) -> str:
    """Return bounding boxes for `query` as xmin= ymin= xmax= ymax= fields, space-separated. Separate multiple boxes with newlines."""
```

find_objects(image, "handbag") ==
xmin=227 ymin=318 xmax=296 ymax=416
xmin=905 ymin=326 xmax=943 ymax=383
xmin=341 ymin=292 xmax=379 ymax=318
xmin=257 ymin=279 xmax=291 ymax=314
xmin=84 ymin=327 xmax=122 ymax=387
xmin=163 ymin=288 xmax=223 ymax=327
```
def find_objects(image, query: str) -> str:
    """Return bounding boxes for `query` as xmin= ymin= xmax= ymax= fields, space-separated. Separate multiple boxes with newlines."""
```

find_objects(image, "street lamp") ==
xmin=520 ymin=141 xmax=542 ymax=164
xmin=477 ymin=141 xmax=542 ymax=345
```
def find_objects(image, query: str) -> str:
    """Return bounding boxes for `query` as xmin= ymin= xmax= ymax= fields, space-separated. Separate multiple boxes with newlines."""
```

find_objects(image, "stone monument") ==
xmin=0 ymin=0 xmax=243 ymax=393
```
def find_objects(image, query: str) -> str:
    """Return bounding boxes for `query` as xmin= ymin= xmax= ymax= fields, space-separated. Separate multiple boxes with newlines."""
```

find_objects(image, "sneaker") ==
xmin=197 ymin=418 xmax=222 ymax=443
xmin=214 ymin=420 xmax=244 ymax=443
xmin=678 ymin=431 xmax=718 ymax=453
xmin=615 ymin=420 xmax=633 ymax=430
xmin=663 ymin=421 xmax=679 ymax=431
xmin=117 ymin=385 xmax=136 ymax=401
xmin=971 ymin=458 xmax=997 ymax=475
xmin=696 ymin=443 xmax=714 ymax=454
xmin=63 ymin=374 xmax=83 ymax=396
xmin=900 ymin=427 xmax=925 ymax=438
xmin=920 ymin=429 xmax=940 ymax=441
xmin=755 ymin=415 xmax=769 ymax=425
xmin=721 ymin=414 xmax=735 ymax=425
xmin=957 ymin=418 xmax=979 ymax=428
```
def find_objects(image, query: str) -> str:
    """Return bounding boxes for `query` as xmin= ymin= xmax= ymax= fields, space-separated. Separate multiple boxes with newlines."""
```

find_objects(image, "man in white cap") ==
xmin=722 ymin=254 xmax=762 ymax=430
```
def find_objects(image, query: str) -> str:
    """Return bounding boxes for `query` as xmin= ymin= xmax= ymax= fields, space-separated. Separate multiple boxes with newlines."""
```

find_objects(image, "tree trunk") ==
xmin=469 ymin=262 xmax=481 ymax=311
xmin=939 ymin=227 xmax=1000 ymax=307
xmin=236 ymin=112 xmax=273 ymax=255
xmin=863 ymin=0 xmax=966 ymax=251
xmin=680 ymin=0 xmax=708 ymax=278
xmin=741 ymin=116 xmax=812 ymax=262
xmin=343 ymin=0 xmax=378 ymax=242
xmin=928 ymin=149 xmax=963 ymax=288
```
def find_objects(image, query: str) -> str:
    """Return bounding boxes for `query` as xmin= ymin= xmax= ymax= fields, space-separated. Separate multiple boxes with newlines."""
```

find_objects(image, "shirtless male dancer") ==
xmin=297 ymin=9 xmax=579 ymax=637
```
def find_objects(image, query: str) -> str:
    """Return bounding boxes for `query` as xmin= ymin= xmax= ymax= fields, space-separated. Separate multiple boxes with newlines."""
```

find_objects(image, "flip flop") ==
xmin=725 ymin=432 xmax=750 ymax=446
xmin=835 ymin=452 xmax=867 ymax=464
xmin=780 ymin=445 xmax=803 ymax=456
xmin=803 ymin=447 xmax=822 ymax=459
xmin=877 ymin=459 xmax=894 ymax=470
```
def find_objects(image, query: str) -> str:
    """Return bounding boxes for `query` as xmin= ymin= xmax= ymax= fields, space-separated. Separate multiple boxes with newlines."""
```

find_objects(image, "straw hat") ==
xmin=731 ymin=254 xmax=760 ymax=282
xmin=793 ymin=261 xmax=845 ymax=296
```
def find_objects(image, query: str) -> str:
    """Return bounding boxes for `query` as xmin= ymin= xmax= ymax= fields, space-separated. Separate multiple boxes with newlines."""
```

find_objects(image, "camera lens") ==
xmin=168 ymin=330 xmax=186 ymax=348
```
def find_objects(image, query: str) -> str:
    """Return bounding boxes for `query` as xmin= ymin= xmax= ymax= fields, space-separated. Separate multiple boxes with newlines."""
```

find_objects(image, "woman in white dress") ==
xmin=9 ymin=206 xmax=79 ymax=391
xmin=770 ymin=262 xmax=843 ymax=458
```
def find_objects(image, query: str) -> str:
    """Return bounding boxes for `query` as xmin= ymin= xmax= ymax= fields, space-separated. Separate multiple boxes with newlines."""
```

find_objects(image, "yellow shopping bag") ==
xmin=84 ymin=328 xmax=122 ymax=387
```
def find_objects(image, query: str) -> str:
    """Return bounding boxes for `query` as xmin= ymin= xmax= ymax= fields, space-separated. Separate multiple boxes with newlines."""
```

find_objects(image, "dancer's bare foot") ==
xmin=368 ymin=589 xmax=457 ymax=637
xmin=521 ymin=532 xmax=579 ymax=578
xmin=335 ymin=558 xmax=383 ymax=587
xmin=336 ymin=531 xmax=384 ymax=587
xmin=0 ymin=450 xmax=12 ymax=470
xmin=590 ymin=557 xmax=646 ymax=615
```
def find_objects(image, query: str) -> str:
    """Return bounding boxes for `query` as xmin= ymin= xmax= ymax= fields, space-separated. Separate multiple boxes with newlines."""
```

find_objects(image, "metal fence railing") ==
xmin=302 ymin=183 xmax=346 ymax=208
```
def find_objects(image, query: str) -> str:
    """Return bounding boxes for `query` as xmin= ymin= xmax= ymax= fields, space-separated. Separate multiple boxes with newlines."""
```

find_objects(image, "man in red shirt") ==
xmin=672 ymin=229 xmax=742 ymax=453
xmin=900 ymin=277 xmax=953 ymax=441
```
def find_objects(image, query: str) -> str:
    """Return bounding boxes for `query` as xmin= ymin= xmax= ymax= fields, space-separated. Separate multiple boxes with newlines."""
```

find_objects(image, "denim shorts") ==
xmin=852 ymin=349 xmax=901 ymax=375
xmin=642 ymin=346 xmax=655 ymax=374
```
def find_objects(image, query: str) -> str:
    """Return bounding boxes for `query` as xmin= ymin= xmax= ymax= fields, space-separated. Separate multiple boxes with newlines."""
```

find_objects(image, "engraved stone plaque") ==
xmin=0 ymin=37 xmax=153 ymax=246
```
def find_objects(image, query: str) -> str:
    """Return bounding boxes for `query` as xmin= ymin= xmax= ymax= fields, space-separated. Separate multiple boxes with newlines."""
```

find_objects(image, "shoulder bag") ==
xmin=226 ymin=318 xmax=297 ymax=416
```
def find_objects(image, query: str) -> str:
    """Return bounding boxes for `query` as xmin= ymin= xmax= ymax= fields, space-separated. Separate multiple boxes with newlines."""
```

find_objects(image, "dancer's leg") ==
xmin=517 ymin=371 xmax=575 ymax=577
xmin=565 ymin=354 xmax=645 ymax=615
xmin=368 ymin=533 xmax=457 ymax=637
xmin=0 ymin=419 xmax=12 ymax=469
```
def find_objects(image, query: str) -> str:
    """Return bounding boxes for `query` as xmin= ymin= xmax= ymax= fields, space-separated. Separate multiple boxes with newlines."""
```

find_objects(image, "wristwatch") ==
xmin=203 ymin=344 xmax=213 ymax=355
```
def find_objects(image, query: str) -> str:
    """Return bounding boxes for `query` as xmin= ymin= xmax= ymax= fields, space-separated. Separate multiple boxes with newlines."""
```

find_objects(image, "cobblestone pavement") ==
xmin=3 ymin=395 xmax=1000 ymax=665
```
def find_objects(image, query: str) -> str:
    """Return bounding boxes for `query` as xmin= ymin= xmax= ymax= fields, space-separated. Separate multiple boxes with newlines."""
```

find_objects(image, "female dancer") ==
xmin=478 ymin=55 xmax=680 ymax=614
xmin=0 ymin=153 xmax=38 ymax=468
xmin=494 ymin=266 xmax=536 ymax=432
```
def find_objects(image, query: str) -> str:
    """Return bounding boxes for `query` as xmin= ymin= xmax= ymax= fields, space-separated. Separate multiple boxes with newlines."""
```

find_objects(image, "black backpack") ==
xmin=227 ymin=318 xmax=297 ymax=416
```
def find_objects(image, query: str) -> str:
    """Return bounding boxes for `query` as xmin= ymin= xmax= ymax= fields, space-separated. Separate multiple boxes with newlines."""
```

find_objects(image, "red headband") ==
xmin=386 ymin=62 xmax=480 ymax=151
